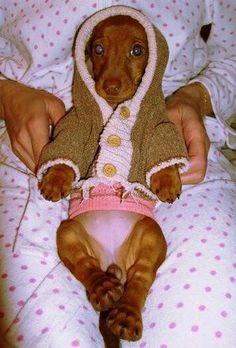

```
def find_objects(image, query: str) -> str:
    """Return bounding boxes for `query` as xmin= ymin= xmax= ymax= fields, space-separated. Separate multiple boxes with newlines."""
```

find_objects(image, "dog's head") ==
xmin=87 ymin=15 xmax=148 ymax=109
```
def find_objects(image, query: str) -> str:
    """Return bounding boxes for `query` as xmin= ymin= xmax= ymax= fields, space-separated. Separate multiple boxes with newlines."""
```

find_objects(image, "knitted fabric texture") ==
xmin=37 ymin=5 xmax=188 ymax=204
xmin=69 ymin=184 xmax=155 ymax=219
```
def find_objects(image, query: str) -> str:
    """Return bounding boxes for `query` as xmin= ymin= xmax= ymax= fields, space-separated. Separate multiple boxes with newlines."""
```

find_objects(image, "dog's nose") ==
xmin=103 ymin=78 xmax=121 ymax=95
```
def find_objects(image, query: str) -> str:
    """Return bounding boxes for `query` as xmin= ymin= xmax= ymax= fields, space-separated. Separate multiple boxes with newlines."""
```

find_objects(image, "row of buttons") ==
xmin=102 ymin=106 xmax=130 ymax=177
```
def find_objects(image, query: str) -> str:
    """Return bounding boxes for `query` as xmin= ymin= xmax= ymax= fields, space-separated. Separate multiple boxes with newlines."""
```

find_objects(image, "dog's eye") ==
xmin=94 ymin=44 xmax=104 ymax=56
xmin=131 ymin=44 xmax=144 ymax=57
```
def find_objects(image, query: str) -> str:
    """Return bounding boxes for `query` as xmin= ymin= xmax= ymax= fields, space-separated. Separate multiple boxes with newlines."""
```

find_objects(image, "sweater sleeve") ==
xmin=37 ymin=108 xmax=102 ymax=185
xmin=145 ymin=121 xmax=188 ymax=187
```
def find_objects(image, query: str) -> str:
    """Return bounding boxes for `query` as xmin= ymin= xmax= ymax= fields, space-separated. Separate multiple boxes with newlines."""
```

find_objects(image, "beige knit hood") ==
xmin=37 ymin=6 xmax=188 ymax=201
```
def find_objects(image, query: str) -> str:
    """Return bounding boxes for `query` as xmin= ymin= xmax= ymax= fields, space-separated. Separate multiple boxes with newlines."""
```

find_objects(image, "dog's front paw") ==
xmin=87 ymin=271 xmax=124 ymax=312
xmin=106 ymin=304 xmax=142 ymax=341
xmin=150 ymin=164 xmax=181 ymax=203
xmin=38 ymin=164 xmax=74 ymax=201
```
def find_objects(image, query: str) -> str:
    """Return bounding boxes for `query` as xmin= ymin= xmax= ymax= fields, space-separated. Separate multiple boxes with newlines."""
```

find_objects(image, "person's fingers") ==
xmin=26 ymin=112 xmax=49 ymax=166
xmin=181 ymin=147 xmax=207 ymax=184
xmin=181 ymin=122 xmax=210 ymax=184
xmin=30 ymin=127 xmax=49 ymax=168
xmin=166 ymin=93 xmax=210 ymax=185
xmin=46 ymin=95 xmax=66 ymax=125
xmin=7 ymin=110 xmax=49 ymax=171
xmin=2 ymin=82 xmax=65 ymax=171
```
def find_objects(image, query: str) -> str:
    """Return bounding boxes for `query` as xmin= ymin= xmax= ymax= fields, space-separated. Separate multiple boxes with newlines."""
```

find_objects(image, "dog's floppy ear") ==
xmin=85 ymin=36 xmax=94 ymax=78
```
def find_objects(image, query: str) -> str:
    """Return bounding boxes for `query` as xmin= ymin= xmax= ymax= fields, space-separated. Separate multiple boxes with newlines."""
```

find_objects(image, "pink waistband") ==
xmin=69 ymin=184 xmax=155 ymax=219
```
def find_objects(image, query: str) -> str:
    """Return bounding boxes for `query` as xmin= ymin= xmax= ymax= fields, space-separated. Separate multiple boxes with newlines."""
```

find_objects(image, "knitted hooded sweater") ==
xmin=37 ymin=5 xmax=188 ymax=204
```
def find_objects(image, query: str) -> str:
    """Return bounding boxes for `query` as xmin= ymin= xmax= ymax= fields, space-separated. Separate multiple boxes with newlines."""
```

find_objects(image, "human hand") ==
xmin=165 ymin=84 xmax=210 ymax=184
xmin=0 ymin=80 xmax=65 ymax=172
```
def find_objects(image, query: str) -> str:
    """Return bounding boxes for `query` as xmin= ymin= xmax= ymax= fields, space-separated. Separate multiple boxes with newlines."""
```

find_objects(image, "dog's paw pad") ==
xmin=106 ymin=305 xmax=142 ymax=341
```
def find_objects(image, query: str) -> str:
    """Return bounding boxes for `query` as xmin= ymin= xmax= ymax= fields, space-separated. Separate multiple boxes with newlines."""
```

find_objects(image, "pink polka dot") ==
xmin=176 ymin=302 xmax=184 ymax=308
xmin=36 ymin=308 xmax=43 ymax=315
xmin=169 ymin=322 xmax=176 ymax=329
xmin=215 ymin=331 xmax=222 ymax=338
xmin=205 ymin=286 xmax=212 ymax=292
xmin=17 ymin=300 xmax=25 ymax=307
xmin=198 ymin=304 xmax=206 ymax=311
xmin=149 ymin=322 xmax=156 ymax=328
xmin=225 ymin=292 xmax=232 ymax=299
xmin=47 ymin=274 xmax=54 ymax=279
xmin=191 ymin=325 xmax=199 ymax=332
xmin=189 ymin=267 xmax=196 ymax=272
xmin=52 ymin=288 xmax=60 ymax=293
xmin=221 ymin=310 xmax=228 ymax=318
xmin=210 ymin=270 xmax=217 ymax=276
xmin=183 ymin=283 xmax=191 ymax=290
xmin=41 ymin=327 xmax=49 ymax=334
xmin=71 ymin=340 xmax=80 ymax=347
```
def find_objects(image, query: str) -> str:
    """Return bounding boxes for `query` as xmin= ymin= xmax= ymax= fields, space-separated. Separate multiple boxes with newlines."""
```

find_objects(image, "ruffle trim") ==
xmin=146 ymin=157 xmax=189 ymax=187
xmin=76 ymin=177 xmax=157 ymax=201
xmin=37 ymin=159 xmax=80 ymax=187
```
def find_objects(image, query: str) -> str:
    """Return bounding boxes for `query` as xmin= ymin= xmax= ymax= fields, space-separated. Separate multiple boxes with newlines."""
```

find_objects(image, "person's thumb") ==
xmin=47 ymin=96 xmax=66 ymax=125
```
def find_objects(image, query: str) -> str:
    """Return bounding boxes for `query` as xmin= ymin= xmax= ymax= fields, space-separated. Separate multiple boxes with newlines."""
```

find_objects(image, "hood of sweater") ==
xmin=73 ymin=5 xmax=168 ymax=125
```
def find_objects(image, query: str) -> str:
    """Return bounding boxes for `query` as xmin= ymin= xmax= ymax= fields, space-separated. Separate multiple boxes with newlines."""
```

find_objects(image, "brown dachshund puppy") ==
xmin=39 ymin=15 xmax=181 ymax=347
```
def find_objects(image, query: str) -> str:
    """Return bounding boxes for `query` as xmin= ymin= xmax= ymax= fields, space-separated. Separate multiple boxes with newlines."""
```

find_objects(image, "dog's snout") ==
xmin=103 ymin=78 xmax=121 ymax=95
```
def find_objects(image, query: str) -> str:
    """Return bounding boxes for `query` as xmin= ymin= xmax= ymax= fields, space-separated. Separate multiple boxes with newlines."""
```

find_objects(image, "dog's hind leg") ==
xmin=56 ymin=218 xmax=124 ymax=312
xmin=106 ymin=217 xmax=167 ymax=341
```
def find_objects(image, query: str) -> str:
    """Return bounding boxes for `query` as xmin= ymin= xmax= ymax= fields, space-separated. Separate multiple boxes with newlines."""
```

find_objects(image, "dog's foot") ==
xmin=87 ymin=271 xmax=124 ymax=312
xmin=106 ymin=304 xmax=142 ymax=341
xmin=38 ymin=164 xmax=74 ymax=201
xmin=150 ymin=164 xmax=181 ymax=203
xmin=106 ymin=264 xmax=123 ymax=281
